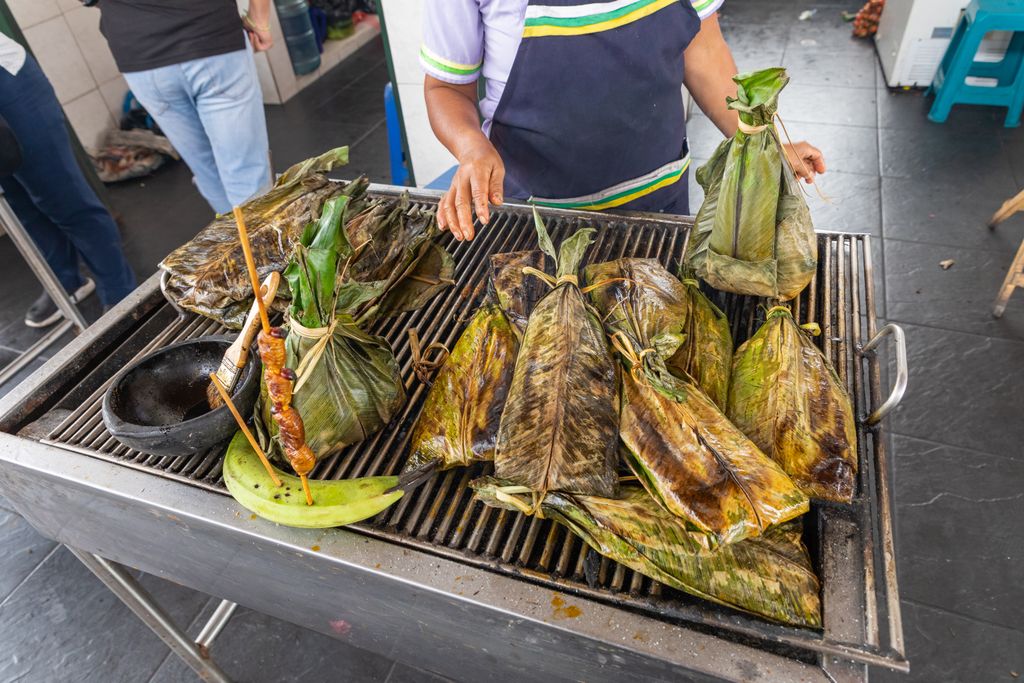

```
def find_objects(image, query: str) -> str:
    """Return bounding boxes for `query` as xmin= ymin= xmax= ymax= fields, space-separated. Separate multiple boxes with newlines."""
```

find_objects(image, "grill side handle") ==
xmin=858 ymin=323 xmax=908 ymax=426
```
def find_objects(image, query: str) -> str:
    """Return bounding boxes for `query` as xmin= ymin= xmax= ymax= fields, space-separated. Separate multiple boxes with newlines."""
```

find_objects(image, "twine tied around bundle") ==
xmin=407 ymin=328 xmax=450 ymax=383
xmin=290 ymin=317 xmax=338 ymax=394
xmin=609 ymin=331 xmax=655 ymax=383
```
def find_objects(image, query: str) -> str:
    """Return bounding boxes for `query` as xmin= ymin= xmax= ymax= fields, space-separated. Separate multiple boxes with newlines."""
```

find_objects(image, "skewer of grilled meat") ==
xmin=258 ymin=326 xmax=315 ymax=505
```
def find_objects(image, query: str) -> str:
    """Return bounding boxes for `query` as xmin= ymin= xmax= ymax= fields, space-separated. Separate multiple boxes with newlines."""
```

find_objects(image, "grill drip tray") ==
xmin=34 ymin=192 xmax=904 ymax=671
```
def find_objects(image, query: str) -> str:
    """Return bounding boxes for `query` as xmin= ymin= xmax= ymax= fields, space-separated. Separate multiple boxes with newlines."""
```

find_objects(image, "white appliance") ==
xmin=875 ymin=0 xmax=1012 ymax=88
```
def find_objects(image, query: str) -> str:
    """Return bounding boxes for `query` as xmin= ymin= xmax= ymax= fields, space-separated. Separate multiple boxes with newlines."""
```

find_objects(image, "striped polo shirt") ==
xmin=420 ymin=0 xmax=724 ymax=134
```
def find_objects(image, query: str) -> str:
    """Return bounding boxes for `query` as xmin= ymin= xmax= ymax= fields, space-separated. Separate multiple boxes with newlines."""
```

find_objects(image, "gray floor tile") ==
xmin=780 ymin=83 xmax=877 ymax=128
xmin=778 ymin=120 xmax=880 ymax=176
xmin=387 ymin=662 xmax=454 ymax=683
xmin=149 ymin=607 xmax=395 ymax=683
xmin=878 ymin=87 xmax=1005 ymax=131
xmin=870 ymin=601 xmax=1024 ymax=683
xmin=809 ymin=170 xmax=881 ymax=234
xmin=891 ymin=435 xmax=1024 ymax=630
xmin=0 ymin=548 xmax=210 ymax=683
xmin=1002 ymin=128 xmax=1024 ymax=188
xmin=888 ymin=323 xmax=1024 ymax=457
xmin=884 ymin=238 xmax=1024 ymax=340
xmin=879 ymin=124 xmax=1015 ymax=187
xmin=781 ymin=44 xmax=878 ymax=90
xmin=0 ymin=510 xmax=57 ymax=601
xmin=351 ymin=120 xmax=398 ymax=184
xmin=881 ymin=175 xmax=1024 ymax=252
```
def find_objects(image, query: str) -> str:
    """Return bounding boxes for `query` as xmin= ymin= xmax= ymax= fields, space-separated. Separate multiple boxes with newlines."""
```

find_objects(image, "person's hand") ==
xmin=436 ymin=139 xmax=504 ymax=241
xmin=243 ymin=12 xmax=274 ymax=52
xmin=783 ymin=141 xmax=826 ymax=184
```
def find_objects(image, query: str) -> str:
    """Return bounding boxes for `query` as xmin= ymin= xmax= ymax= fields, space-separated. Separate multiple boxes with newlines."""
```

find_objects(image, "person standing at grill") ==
xmin=0 ymin=32 xmax=136 ymax=327
xmin=93 ymin=0 xmax=275 ymax=215
xmin=422 ymin=0 xmax=828 ymax=240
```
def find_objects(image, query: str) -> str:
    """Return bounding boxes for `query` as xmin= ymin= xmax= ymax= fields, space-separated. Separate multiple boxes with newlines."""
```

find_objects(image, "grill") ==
xmin=2 ymin=186 xmax=908 ymax=680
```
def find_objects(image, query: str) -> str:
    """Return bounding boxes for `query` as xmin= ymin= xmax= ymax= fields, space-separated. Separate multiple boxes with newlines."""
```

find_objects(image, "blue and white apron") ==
xmin=489 ymin=0 xmax=702 ymax=214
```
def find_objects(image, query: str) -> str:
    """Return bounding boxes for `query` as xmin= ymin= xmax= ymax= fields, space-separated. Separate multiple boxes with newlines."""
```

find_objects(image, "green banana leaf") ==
xmin=159 ymin=148 xmax=356 ymax=327
xmin=404 ymin=251 xmax=544 ymax=473
xmin=494 ymin=210 xmax=619 ymax=499
xmin=471 ymin=478 xmax=822 ymax=628
xmin=683 ymin=68 xmax=816 ymax=301
xmin=728 ymin=307 xmax=858 ymax=502
xmin=257 ymin=192 xmax=453 ymax=463
xmin=585 ymin=258 xmax=806 ymax=546
xmin=669 ymin=272 xmax=733 ymax=409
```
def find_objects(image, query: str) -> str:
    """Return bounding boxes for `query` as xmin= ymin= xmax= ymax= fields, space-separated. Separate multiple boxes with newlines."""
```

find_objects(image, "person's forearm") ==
xmin=424 ymin=77 xmax=489 ymax=160
xmin=683 ymin=14 xmax=739 ymax=137
xmin=248 ymin=0 xmax=271 ymax=20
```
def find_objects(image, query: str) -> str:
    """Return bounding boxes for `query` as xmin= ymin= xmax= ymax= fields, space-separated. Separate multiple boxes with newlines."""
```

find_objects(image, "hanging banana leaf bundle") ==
xmin=257 ymin=192 xmax=453 ymax=463
xmin=494 ymin=210 xmax=619 ymax=500
xmin=160 ymin=148 xmax=360 ymax=328
xmin=472 ymin=478 xmax=822 ymax=628
xmin=684 ymin=68 xmax=817 ymax=301
xmin=668 ymin=271 xmax=733 ymax=409
xmin=729 ymin=306 xmax=858 ymax=503
xmin=586 ymin=258 xmax=807 ymax=547
xmin=404 ymin=251 xmax=545 ymax=473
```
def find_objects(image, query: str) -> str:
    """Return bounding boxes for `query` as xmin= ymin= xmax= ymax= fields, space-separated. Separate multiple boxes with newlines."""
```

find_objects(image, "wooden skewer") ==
xmin=233 ymin=206 xmax=271 ymax=334
xmin=209 ymin=373 xmax=282 ymax=487
xmin=300 ymin=474 xmax=313 ymax=506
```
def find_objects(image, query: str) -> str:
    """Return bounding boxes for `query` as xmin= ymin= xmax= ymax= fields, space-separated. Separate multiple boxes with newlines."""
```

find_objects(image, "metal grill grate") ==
xmin=39 ymin=193 xmax=897 ymax=668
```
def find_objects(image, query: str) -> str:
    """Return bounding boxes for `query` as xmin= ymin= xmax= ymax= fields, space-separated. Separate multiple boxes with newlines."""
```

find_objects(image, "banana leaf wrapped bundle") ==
xmin=160 ymin=148 xmax=360 ymax=328
xmin=472 ymin=478 xmax=822 ymax=628
xmin=668 ymin=272 xmax=733 ymax=409
xmin=728 ymin=306 xmax=858 ymax=502
xmin=494 ymin=210 xmax=619 ymax=500
xmin=404 ymin=251 xmax=545 ymax=473
xmin=684 ymin=68 xmax=817 ymax=301
xmin=586 ymin=258 xmax=807 ymax=547
xmin=257 ymin=193 xmax=453 ymax=462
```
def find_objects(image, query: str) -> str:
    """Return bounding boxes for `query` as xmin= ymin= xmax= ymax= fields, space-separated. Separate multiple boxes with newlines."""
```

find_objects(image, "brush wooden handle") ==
xmin=233 ymin=206 xmax=271 ymax=333
xmin=225 ymin=272 xmax=280 ymax=369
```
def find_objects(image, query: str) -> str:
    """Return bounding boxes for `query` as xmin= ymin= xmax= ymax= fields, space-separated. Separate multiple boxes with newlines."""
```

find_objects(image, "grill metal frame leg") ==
xmin=67 ymin=547 xmax=233 ymax=683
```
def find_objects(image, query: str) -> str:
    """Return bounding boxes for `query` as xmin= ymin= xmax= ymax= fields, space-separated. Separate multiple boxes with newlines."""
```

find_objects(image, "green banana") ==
xmin=223 ymin=432 xmax=403 ymax=528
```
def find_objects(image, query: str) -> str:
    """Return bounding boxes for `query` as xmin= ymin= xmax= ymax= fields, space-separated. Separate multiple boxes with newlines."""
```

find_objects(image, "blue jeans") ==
xmin=124 ymin=43 xmax=271 ymax=215
xmin=0 ymin=55 xmax=136 ymax=306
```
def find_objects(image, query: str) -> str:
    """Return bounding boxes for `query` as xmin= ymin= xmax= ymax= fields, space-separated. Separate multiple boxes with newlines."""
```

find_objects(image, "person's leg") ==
xmin=0 ymin=56 xmax=136 ymax=306
xmin=123 ymin=65 xmax=232 ymax=214
xmin=184 ymin=44 xmax=272 ymax=207
xmin=0 ymin=175 xmax=84 ymax=293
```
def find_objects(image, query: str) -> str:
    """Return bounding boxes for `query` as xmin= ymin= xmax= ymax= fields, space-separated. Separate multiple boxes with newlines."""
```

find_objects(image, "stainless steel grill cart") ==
xmin=0 ymin=186 xmax=908 ymax=683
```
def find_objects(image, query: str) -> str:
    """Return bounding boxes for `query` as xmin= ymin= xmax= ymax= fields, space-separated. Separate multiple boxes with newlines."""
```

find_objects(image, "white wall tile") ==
xmin=23 ymin=16 xmax=95 ymax=104
xmin=63 ymin=90 xmax=113 ymax=151
xmin=97 ymin=75 xmax=128 ymax=121
xmin=7 ymin=0 xmax=60 ymax=29
xmin=253 ymin=52 xmax=281 ymax=104
xmin=63 ymin=5 xmax=120 ymax=85
xmin=382 ymin=0 xmax=424 ymax=86
xmin=397 ymin=82 xmax=455 ymax=187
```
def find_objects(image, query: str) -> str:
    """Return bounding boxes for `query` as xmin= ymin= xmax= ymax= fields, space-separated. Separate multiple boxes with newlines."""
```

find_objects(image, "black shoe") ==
xmin=24 ymin=279 xmax=96 ymax=329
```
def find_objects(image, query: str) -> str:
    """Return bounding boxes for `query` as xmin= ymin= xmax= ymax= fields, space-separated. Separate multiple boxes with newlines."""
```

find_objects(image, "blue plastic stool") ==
xmin=928 ymin=0 xmax=1024 ymax=127
xmin=384 ymin=82 xmax=410 ymax=185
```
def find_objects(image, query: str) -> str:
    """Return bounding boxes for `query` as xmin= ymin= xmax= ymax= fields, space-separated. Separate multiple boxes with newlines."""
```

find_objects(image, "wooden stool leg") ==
xmin=989 ymin=188 xmax=1024 ymax=229
xmin=993 ymin=235 xmax=1024 ymax=318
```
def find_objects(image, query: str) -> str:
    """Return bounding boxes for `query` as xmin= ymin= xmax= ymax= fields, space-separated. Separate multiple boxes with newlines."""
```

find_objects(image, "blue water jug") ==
xmin=274 ymin=0 xmax=321 ymax=76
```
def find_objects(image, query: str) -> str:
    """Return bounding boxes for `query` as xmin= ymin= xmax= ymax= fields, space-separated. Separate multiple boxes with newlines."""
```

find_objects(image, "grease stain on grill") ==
xmin=551 ymin=594 xmax=582 ymax=619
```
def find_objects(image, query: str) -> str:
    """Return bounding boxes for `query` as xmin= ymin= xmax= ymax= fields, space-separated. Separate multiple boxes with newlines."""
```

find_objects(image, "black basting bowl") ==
xmin=102 ymin=336 xmax=261 ymax=457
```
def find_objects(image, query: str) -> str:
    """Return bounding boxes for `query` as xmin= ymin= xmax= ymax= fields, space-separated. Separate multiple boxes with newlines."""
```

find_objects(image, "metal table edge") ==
xmin=0 ymin=431 xmax=832 ymax=683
